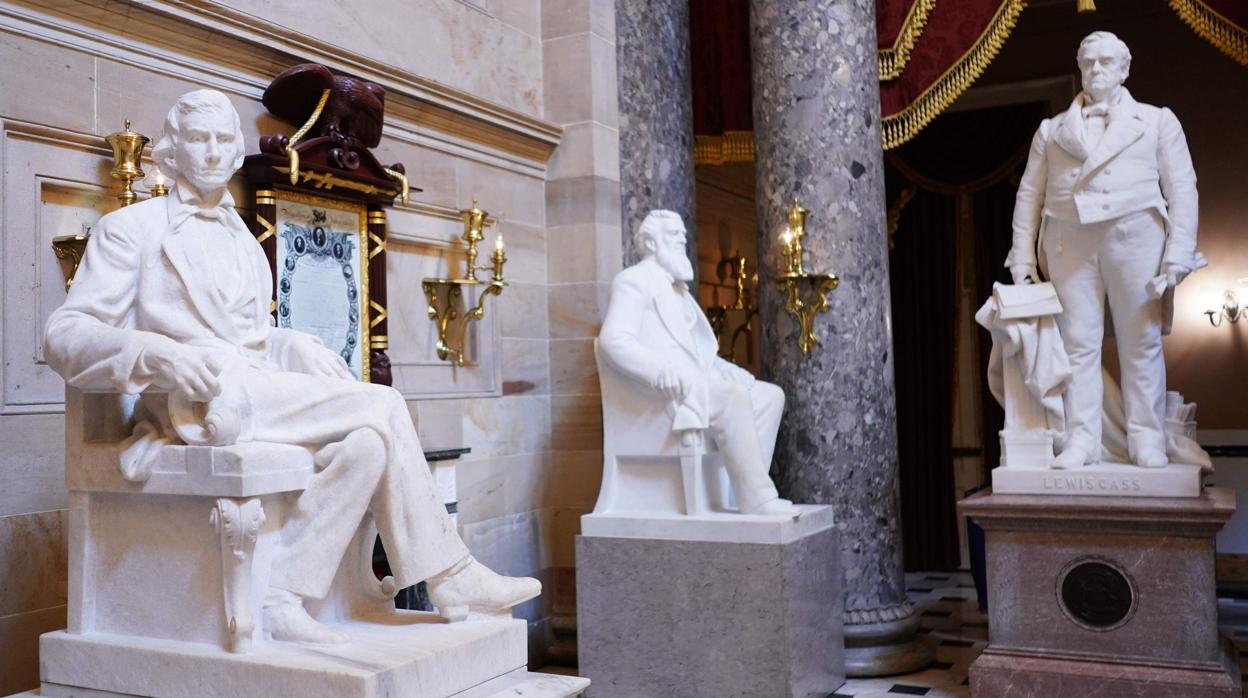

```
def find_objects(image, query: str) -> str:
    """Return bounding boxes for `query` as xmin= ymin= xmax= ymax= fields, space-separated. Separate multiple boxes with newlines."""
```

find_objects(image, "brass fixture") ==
xmin=51 ymin=227 xmax=90 ymax=291
xmin=106 ymin=120 xmax=149 ymax=208
xmin=422 ymin=199 xmax=508 ymax=365
xmin=776 ymin=199 xmax=839 ymax=355
xmin=706 ymin=254 xmax=759 ymax=366
xmin=1204 ymin=279 xmax=1248 ymax=327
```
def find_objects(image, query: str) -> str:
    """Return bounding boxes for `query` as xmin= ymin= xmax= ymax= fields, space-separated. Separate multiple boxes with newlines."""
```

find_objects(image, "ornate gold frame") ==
xmin=265 ymin=187 xmax=371 ymax=381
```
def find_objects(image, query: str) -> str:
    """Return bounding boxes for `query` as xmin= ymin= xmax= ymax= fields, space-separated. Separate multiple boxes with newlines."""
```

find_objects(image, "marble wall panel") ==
xmin=498 ymin=281 xmax=550 ymax=340
xmin=541 ymin=0 xmax=615 ymax=41
xmin=456 ymin=452 xmax=553 ymax=527
xmin=0 ymin=416 xmax=66 ymax=518
xmin=501 ymin=338 xmax=550 ymax=397
xmin=545 ymin=175 xmax=621 ymax=229
xmin=0 ymin=510 xmax=67 ymax=617
xmin=548 ymin=338 xmax=598 ymax=397
xmin=0 ymin=32 xmax=95 ymax=134
xmin=497 ymin=220 xmax=547 ymax=286
xmin=547 ymin=281 xmax=609 ymax=340
xmin=550 ymin=394 xmax=603 ymax=452
xmin=413 ymin=399 xmax=466 ymax=451
xmin=488 ymin=0 xmax=541 ymax=38
xmin=459 ymin=509 xmax=550 ymax=579
xmin=548 ymin=449 xmax=602 ymax=511
xmin=0 ymin=606 xmax=66 ymax=696
xmin=547 ymin=507 xmax=587 ymax=568
xmin=462 ymin=395 xmax=552 ymax=459
xmin=542 ymin=32 xmax=619 ymax=128
xmin=546 ymin=222 xmax=623 ymax=285
xmin=456 ymin=160 xmax=546 ymax=228
xmin=547 ymin=121 xmax=620 ymax=182
xmin=216 ymin=0 xmax=543 ymax=116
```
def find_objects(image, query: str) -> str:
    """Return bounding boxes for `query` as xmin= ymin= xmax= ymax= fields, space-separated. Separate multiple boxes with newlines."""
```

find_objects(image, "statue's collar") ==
xmin=167 ymin=179 xmax=238 ymax=231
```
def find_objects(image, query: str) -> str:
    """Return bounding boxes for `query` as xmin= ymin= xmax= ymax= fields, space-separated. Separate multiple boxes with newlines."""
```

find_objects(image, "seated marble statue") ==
xmin=597 ymin=209 xmax=797 ymax=516
xmin=43 ymin=89 xmax=539 ymax=645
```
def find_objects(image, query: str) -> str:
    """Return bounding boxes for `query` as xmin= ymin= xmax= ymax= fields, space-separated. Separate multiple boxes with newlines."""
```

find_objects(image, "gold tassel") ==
xmin=1078 ymin=0 xmax=1096 ymax=13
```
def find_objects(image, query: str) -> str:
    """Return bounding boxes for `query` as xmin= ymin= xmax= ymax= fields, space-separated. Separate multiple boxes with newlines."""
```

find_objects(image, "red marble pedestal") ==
xmin=959 ymin=487 xmax=1240 ymax=697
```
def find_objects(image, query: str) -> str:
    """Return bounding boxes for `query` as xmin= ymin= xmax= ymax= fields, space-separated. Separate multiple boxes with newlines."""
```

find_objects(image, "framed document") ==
xmin=272 ymin=190 xmax=370 ymax=380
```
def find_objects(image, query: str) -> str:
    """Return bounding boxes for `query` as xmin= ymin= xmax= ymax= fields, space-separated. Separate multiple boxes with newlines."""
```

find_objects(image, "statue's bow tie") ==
xmin=1082 ymin=104 xmax=1110 ymax=119
xmin=171 ymin=204 xmax=235 ymax=232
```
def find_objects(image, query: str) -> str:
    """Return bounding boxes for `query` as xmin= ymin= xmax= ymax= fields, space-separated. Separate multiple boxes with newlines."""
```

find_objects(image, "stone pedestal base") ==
xmin=960 ymin=487 xmax=1240 ymax=698
xmin=38 ymin=613 xmax=585 ymax=698
xmin=576 ymin=505 xmax=844 ymax=697
xmin=992 ymin=462 xmax=1203 ymax=497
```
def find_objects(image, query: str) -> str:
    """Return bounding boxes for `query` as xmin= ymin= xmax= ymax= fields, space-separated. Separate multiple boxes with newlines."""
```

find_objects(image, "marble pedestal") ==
xmin=576 ymin=505 xmax=844 ymax=698
xmin=37 ymin=614 xmax=587 ymax=698
xmin=959 ymin=488 xmax=1240 ymax=697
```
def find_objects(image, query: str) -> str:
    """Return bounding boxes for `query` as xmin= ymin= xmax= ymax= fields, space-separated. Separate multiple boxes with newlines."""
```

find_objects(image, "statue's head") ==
xmin=636 ymin=210 xmax=693 ymax=282
xmin=152 ymin=89 xmax=246 ymax=199
xmin=1077 ymin=31 xmax=1131 ymax=102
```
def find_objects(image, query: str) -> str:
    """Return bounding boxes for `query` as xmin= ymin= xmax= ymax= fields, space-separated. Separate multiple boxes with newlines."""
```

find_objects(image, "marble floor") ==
xmin=829 ymin=570 xmax=1248 ymax=698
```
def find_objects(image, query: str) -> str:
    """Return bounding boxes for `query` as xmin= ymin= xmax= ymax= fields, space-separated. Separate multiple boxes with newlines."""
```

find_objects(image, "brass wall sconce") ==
xmin=1203 ymin=279 xmax=1247 ymax=327
xmin=706 ymin=255 xmax=759 ymax=366
xmin=776 ymin=199 xmax=839 ymax=355
xmin=52 ymin=120 xmax=165 ymax=289
xmin=422 ymin=200 xmax=508 ymax=365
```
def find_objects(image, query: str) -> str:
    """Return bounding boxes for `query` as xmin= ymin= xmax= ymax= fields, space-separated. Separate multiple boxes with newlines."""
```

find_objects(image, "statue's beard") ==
xmin=656 ymin=248 xmax=694 ymax=282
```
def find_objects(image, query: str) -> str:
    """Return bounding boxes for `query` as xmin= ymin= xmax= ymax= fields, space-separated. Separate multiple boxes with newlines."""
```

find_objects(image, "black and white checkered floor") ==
xmin=831 ymin=571 xmax=1248 ymax=697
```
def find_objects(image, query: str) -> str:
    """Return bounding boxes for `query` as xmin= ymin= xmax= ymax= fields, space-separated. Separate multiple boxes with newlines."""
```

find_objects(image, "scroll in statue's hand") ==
xmin=144 ymin=345 xmax=226 ymax=403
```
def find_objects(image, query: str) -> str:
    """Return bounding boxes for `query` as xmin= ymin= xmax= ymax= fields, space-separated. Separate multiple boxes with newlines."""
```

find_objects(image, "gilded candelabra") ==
xmin=422 ymin=199 xmax=508 ymax=365
xmin=776 ymin=199 xmax=839 ymax=355
xmin=53 ymin=120 xmax=159 ymax=289
xmin=706 ymin=254 xmax=759 ymax=366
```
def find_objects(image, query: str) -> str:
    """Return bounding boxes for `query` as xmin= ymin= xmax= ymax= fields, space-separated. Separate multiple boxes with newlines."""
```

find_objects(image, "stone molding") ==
xmin=844 ymin=600 xmax=918 ymax=627
xmin=0 ymin=0 xmax=562 ymax=171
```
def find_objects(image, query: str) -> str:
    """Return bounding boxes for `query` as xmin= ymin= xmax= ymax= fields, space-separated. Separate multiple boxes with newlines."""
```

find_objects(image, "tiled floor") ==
xmin=832 ymin=571 xmax=1248 ymax=698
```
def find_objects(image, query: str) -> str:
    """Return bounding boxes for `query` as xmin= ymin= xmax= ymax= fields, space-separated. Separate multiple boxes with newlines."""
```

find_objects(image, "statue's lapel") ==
xmin=160 ymin=210 xmax=238 ymax=340
xmin=650 ymin=275 xmax=699 ymax=362
xmin=1052 ymin=99 xmax=1089 ymax=161
xmin=1077 ymin=92 xmax=1146 ymax=186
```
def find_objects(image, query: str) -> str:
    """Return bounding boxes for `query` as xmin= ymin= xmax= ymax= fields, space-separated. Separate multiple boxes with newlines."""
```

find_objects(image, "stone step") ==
xmin=452 ymin=669 xmax=588 ymax=698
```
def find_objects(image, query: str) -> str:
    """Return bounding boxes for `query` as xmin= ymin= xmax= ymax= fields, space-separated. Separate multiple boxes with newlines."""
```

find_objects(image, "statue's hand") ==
xmin=1162 ymin=262 xmax=1190 ymax=289
xmin=655 ymin=365 xmax=695 ymax=403
xmin=285 ymin=332 xmax=352 ymax=380
xmin=1010 ymin=264 xmax=1038 ymax=285
xmin=147 ymin=345 xmax=225 ymax=403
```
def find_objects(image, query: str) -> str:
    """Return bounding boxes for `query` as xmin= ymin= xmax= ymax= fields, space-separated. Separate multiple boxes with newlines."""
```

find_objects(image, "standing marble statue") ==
xmin=1005 ymin=31 xmax=1202 ymax=470
xmin=597 ymin=209 xmax=797 ymax=516
xmin=43 ymin=89 xmax=539 ymax=645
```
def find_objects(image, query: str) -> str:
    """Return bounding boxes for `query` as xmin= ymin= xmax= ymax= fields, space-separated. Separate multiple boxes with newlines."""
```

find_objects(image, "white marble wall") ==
xmin=0 ymin=0 xmax=619 ymax=689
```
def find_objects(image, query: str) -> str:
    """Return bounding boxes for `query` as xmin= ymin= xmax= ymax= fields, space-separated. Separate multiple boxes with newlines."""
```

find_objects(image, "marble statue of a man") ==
xmin=1005 ymin=31 xmax=1201 ymax=470
xmin=43 ymin=89 xmax=539 ymax=644
xmin=597 ymin=210 xmax=797 ymax=516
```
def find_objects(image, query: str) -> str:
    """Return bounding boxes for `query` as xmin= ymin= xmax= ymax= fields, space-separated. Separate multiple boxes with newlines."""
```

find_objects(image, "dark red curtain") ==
xmin=887 ymin=101 xmax=1043 ymax=571
xmin=690 ymin=0 xmax=752 ymax=136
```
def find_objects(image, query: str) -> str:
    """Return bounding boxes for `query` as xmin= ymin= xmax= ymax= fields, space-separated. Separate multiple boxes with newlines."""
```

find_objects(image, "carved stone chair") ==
xmin=62 ymin=387 xmax=396 ymax=655
xmin=592 ymin=340 xmax=734 ymax=517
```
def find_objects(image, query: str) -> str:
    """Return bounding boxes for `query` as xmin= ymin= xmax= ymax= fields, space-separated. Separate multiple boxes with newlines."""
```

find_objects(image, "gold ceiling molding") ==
xmin=694 ymin=131 xmax=756 ymax=166
xmin=881 ymin=0 xmax=1026 ymax=150
xmin=878 ymin=0 xmax=938 ymax=80
xmin=1170 ymin=0 xmax=1248 ymax=66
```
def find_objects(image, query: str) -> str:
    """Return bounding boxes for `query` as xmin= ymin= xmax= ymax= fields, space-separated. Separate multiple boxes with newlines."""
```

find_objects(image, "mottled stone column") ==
xmin=615 ymin=0 xmax=696 ymax=268
xmin=750 ymin=0 xmax=933 ymax=677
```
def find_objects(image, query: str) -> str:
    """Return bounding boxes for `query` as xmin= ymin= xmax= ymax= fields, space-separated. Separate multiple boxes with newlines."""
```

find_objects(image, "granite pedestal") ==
xmin=576 ymin=505 xmax=844 ymax=698
xmin=960 ymin=488 xmax=1240 ymax=697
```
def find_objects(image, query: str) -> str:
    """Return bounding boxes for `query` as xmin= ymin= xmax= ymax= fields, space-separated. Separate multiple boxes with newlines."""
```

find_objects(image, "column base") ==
xmin=843 ymin=610 xmax=936 ymax=677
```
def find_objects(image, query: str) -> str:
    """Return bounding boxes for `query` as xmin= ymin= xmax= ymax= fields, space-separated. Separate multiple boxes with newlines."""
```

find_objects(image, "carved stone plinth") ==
xmin=960 ymin=488 xmax=1240 ymax=697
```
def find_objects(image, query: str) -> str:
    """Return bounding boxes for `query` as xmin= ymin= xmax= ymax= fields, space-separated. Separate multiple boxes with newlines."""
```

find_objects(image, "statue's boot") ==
xmin=1052 ymin=446 xmax=1090 ymax=470
xmin=1136 ymin=449 xmax=1168 ymax=468
xmin=263 ymin=588 xmax=350 ymax=644
xmin=427 ymin=557 xmax=541 ymax=622
xmin=741 ymin=496 xmax=800 ymax=517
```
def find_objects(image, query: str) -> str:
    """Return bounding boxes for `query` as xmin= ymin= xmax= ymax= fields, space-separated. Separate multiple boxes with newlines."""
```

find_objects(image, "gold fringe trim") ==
xmin=1170 ymin=0 xmax=1248 ymax=66
xmin=694 ymin=130 xmax=755 ymax=165
xmin=881 ymin=0 xmax=1027 ymax=151
xmin=879 ymin=0 xmax=938 ymax=80
xmin=1077 ymin=0 xmax=1096 ymax=13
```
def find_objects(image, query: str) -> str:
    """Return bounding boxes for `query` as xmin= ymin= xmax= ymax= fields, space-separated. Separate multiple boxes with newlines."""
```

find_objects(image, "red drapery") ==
xmin=1170 ymin=0 xmax=1248 ymax=66
xmin=878 ymin=0 xmax=1025 ymax=150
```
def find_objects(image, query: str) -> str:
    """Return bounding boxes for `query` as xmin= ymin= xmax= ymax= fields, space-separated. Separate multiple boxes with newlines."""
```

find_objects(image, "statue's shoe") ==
xmin=1137 ymin=450 xmax=1168 ymax=468
xmin=263 ymin=600 xmax=350 ymax=645
xmin=1051 ymin=447 xmax=1089 ymax=470
xmin=427 ymin=558 xmax=542 ymax=622
xmin=741 ymin=497 xmax=800 ymax=517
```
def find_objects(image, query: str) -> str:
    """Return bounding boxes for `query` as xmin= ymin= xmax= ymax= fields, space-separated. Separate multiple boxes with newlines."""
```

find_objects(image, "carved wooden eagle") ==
xmin=263 ymin=63 xmax=385 ymax=150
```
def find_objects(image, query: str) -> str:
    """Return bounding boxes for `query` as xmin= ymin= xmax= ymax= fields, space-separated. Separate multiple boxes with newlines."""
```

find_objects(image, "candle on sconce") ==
xmin=491 ymin=231 xmax=507 ymax=282
xmin=149 ymin=168 xmax=169 ymax=197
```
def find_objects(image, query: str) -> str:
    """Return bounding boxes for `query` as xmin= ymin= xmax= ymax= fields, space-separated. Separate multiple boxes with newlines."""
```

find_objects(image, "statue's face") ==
xmin=1078 ymin=40 xmax=1128 ymax=101
xmin=650 ymin=219 xmax=694 ymax=282
xmin=174 ymin=108 xmax=242 ymax=196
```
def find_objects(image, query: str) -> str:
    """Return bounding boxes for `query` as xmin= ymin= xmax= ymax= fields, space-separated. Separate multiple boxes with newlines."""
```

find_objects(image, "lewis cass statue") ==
xmin=44 ymin=89 xmax=539 ymax=644
xmin=1005 ymin=31 xmax=1202 ymax=470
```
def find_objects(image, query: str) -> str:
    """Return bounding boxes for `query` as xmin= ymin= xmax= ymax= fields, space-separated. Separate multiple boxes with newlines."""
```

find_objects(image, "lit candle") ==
xmin=495 ymin=233 xmax=505 ymax=253
xmin=780 ymin=227 xmax=794 ymax=252
xmin=149 ymin=168 xmax=169 ymax=197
